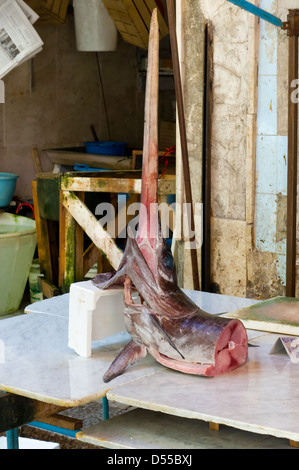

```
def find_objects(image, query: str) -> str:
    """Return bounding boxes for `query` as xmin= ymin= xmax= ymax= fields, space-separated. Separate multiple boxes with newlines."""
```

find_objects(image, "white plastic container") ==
xmin=0 ymin=213 xmax=36 ymax=315
xmin=69 ymin=280 xmax=136 ymax=357
xmin=73 ymin=0 xmax=118 ymax=51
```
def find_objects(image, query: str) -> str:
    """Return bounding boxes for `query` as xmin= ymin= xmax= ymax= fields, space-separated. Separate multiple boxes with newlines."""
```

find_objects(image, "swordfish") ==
xmin=92 ymin=9 xmax=248 ymax=383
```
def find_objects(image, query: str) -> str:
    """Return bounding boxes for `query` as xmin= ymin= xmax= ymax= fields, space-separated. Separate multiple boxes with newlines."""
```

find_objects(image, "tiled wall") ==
xmin=255 ymin=0 xmax=288 ymax=286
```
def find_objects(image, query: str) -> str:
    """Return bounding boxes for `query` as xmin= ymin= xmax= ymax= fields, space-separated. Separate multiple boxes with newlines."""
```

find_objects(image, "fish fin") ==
xmin=92 ymin=267 xmax=126 ymax=289
xmin=103 ymin=340 xmax=147 ymax=383
xmin=150 ymin=315 xmax=185 ymax=360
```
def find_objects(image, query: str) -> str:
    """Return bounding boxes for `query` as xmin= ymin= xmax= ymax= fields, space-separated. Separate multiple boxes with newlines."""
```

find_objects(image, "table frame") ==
xmin=58 ymin=171 xmax=176 ymax=293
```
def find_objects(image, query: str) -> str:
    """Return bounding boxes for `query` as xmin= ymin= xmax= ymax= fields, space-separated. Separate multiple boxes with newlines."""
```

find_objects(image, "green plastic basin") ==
xmin=0 ymin=213 xmax=36 ymax=315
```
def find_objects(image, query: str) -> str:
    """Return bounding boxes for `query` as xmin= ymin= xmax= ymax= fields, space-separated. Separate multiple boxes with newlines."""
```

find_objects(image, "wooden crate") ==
xmin=26 ymin=0 xmax=70 ymax=24
xmin=102 ymin=0 xmax=169 ymax=49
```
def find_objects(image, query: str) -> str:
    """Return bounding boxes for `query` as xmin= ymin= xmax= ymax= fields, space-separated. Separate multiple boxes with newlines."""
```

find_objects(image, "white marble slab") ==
xmin=107 ymin=333 xmax=299 ymax=443
xmin=0 ymin=313 xmax=162 ymax=407
xmin=24 ymin=294 xmax=70 ymax=317
xmin=25 ymin=289 xmax=259 ymax=318
xmin=0 ymin=291 xmax=262 ymax=408
xmin=76 ymin=408 xmax=293 ymax=449
xmin=182 ymin=289 xmax=259 ymax=314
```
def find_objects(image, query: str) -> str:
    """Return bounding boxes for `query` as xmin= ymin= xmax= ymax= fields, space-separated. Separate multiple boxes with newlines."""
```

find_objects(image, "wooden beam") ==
xmin=36 ymin=413 xmax=83 ymax=431
xmin=0 ymin=392 xmax=66 ymax=433
xmin=286 ymin=18 xmax=298 ymax=297
xmin=83 ymin=242 xmax=99 ymax=275
xmin=75 ymin=191 xmax=85 ymax=281
xmin=60 ymin=173 xmax=176 ymax=195
xmin=209 ymin=421 xmax=220 ymax=431
xmin=166 ymin=0 xmax=200 ymax=290
xmin=62 ymin=191 xmax=123 ymax=270
xmin=32 ymin=180 xmax=53 ymax=282
xmin=38 ymin=277 xmax=60 ymax=298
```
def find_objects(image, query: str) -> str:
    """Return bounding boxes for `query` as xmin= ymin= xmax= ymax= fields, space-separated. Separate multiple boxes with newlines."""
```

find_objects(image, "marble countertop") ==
xmin=0 ymin=290 xmax=260 ymax=407
xmin=107 ymin=332 xmax=299 ymax=442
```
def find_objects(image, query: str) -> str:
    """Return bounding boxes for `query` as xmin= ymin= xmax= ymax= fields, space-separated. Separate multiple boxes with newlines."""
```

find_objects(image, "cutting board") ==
xmin=222 ymin=296 xmax=299 ymax=335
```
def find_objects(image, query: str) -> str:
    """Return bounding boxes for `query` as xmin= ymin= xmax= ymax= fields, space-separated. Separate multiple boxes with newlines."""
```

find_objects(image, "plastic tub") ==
xmin=0 ymin=213 xmax=36 ymax=315
xmin=84 ymin=141 xmax=127 ymax=156
xmin=0 ymin=173 xmax=18 ymax=207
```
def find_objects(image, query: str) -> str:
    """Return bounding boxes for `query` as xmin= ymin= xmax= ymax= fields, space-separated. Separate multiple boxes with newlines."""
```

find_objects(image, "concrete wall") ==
xmin=0 ymin=15 xmax=141 ymax=200
xmin=180 ymin=0 xmax=298 ymax=298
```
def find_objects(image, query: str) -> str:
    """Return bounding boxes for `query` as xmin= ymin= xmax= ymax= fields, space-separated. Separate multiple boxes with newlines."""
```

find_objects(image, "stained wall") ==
xmin=181 ymin=0 xmax=298 ymax=298
xmin=0 ymin=15 xmax=141 ymax=200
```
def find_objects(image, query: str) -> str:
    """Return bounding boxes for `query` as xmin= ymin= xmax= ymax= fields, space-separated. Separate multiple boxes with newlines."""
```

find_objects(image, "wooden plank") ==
xmin=290 ymin=440 xmax=299 ymax=448
xmin=38 ymin=277 xmax=60 ymax=298
xmin=83 ymin=242 xmax=99 ymax=276
xmin=223 ymin=296 xmax=299 ymax=335
xmin=63 ymin=208 xmax=76 ymax=292
xmin=51 ymin=0 xmax=61 ymax=16
xmin=36 ymin=413 xmax=83 ymax=431
xmin=145 ymin=0 xmax=169 ymax=38
xmin=75 ymin=192 xmax=85 ymax=282
xmin=103 ymin=0 xmax=146 ymax=48
xmin=123 ymin=0 xmax=149 ymax=48
xmin=26 ymin=0 xmax=69 ymax=24
xmin=32 ymin=147 xmax=43 ymax=174
xmin=58 ymin=189 xmax=66 ymax=288
xmin=59 ymin=192 xmax=76 ymax=292
xmin=0 ymin=392 xmax=66 ymax=433
xmin=58 ymin=0 xmax=69 ymax=21
xmin=103 ymin=0 xmax=168 ymax=48
xmin=32 ymin=181 xmax=53 ymax=282
xmin=44 ymin=0 xmax=54 ymax=9
xmin=62 ymin=191 xmax=123 ymax=270
xmin=60 ymin=174 xmax=175 ymax=195
xmin=209 ymin=422 xmax=220 ymax=431
xmin=286 ymin=31 xmax=299 ymax=297
xmin=43 ymin=0 xmax=69 ymax=22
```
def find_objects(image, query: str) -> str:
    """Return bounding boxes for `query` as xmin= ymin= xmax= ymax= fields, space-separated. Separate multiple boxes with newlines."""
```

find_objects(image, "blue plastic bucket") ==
xmin=0 ymin=173 xmax=18 ymax=207
xmin=84 ymin=141 xmax=127 ymax=156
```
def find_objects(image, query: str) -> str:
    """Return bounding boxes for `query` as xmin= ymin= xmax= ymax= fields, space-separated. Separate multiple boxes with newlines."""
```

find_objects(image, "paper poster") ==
xmin=270 ymin=336 xmax=299 ymax=363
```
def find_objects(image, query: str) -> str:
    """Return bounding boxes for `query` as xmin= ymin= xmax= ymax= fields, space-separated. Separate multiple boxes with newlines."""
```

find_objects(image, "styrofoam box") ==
xmin=68 ymin=280 xmax=136 ymax=358
xmin=0 ymin=436 xmax=60 ymax=449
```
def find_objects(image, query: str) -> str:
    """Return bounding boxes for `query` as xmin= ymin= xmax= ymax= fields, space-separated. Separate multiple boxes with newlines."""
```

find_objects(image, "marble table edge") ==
xmin=105 ymin=391 xmax=299 ymax=442
xmin=0 ymin=367 xmax=167 ymax=409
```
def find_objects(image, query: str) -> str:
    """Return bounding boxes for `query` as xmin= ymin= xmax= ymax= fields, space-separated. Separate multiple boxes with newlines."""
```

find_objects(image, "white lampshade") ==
xmin=73 ymin=0 xmax=118 ymax=51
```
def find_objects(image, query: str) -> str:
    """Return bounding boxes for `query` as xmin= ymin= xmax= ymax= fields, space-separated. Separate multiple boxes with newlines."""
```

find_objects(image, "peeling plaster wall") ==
xmin=183 ymin=0 xmax=294 ymax=298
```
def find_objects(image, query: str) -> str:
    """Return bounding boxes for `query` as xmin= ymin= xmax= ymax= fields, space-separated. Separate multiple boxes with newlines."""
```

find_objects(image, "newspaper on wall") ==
xmin=0 ymin=0 xmax=43 ymax=79
xmin=16 ymin=0 xmax=39 ymax=24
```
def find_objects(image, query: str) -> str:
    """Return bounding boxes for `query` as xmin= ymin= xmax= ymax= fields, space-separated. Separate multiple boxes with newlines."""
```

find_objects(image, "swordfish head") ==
xmin=92 ymin=9 xmax=248 ymax=382
xmin=93 ymin=8 xmax=198 ymax=321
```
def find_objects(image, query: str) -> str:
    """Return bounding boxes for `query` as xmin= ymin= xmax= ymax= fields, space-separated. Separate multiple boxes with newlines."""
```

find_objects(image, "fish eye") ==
xmin=162 ymin=252 xmax=174 ymax=270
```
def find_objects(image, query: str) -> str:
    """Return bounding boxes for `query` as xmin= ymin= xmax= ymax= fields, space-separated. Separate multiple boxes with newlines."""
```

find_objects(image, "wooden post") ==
xmin=209 ymin=421 xmax=220 ymax=431
xmin=166 ymin=0 xmax=200 ymax=290
xmin=286 ymin=11 xmax=299 ymax=297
